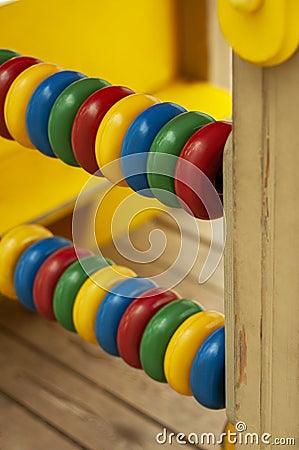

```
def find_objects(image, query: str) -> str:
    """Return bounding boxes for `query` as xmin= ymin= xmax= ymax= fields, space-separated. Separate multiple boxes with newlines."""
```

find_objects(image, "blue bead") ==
xmin=14 ymin=237 xmax=71 ymax=310
xmin=95 ymin=277 xmax=157 ymax=356
xmin=26 ymin=70 xmax=86 ymax=157
xmin=190 ymin=326 xmax=225 ymax=410
xmin=120 ymin=102 xmax=186 ymax=197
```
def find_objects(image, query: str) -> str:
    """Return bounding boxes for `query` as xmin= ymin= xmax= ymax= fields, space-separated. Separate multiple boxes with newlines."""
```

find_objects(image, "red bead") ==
xmin=0 ymin=56 xmax=41 ymax=139
xmin=33 ymin=246 xmax=93 ymax=321
xmin=174 ymin=121 xmax=232 ymax=219
xmin=117 ymin=287 xmax=179 ymax=368
xmin=72 ymin=85 xmax=134 ymax=175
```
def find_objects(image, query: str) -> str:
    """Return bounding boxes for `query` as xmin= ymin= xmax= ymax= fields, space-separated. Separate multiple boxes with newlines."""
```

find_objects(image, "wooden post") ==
xmin=224 ymin=51 xmax=299 ymax=445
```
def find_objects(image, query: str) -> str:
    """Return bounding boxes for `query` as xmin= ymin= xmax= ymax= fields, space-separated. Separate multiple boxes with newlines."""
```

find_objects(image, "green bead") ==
xmin=0 ymin=49 xmax=20 ymax=66
xmin=53 ymin=256 xmax=113 ymax=332
xmin=139 ymin=299 xmax=204 ymax=382
xmin=147 ymin=111 xmax=215 ymax=207
xmin=48 ymin=77 xmax=111 ymax=166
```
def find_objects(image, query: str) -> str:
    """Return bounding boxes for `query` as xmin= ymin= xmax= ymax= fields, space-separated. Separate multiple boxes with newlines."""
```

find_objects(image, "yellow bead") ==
xmin=4 ymin=63 xmax=60 ymax=148
xmin=95 ymin=93 xmax=160 ymax=187
xmin=0 ymin=224 xmax=52 ymax=299
xmin=164 ymin=310 xmax=224 ymax=395
xmin=73 ymin=265 xmax=136 ymax=344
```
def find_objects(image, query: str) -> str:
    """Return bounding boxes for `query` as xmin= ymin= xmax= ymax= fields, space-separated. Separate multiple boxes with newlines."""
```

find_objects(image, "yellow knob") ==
xmin=218 ymin=0 xmax=299 ymax=66
xmin=229 ymin=0 xmax=264 ymax=13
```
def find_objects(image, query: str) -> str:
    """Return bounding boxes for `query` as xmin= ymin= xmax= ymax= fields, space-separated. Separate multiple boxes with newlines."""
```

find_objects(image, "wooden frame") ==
xmin=224 ymin=51 xmax=299 ymax=445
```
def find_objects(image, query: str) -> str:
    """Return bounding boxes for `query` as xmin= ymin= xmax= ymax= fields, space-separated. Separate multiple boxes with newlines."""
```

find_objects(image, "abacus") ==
xmin=1 ymin=1 xmax=299 ymax=448
xmin=0 ymin=49 xmax=231 ymax=220
xmin=0 ymin=45 xmax=231 ymax=412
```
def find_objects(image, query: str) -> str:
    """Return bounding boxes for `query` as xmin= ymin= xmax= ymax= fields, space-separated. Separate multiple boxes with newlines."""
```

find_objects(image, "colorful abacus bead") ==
xmin=174 ymin=120 xmax=232 ymax=219
xmin=147 ymin=111 xmax=215 ymax=208
xmin=53 ymin=256 xmax=114 ymax=332
xmin=72 ymin=85 xmax=135 ymax=175
xmin=0 ymin=224 xmax=52 ymax=299
xmin=33 ymin=246 xmax=93 ymax=321
xmin=139 ymin=299 xmax=203 ymax=382
xmin=164 ymin=310 xmax=225 ymax=395
xmin=95 ymin=93 xmax=160 ymax=187
xmin=73 ymin=265 xmax=136 ymax=344
xmin=0 ymin=55 xmax=41 ymax=139
xmin=48 ymin=77 xmax=111 ymax=166
xmin=4 ymin=63 xmax=61 ymax=148
xmin=26 ymin=70 xmax=86 ymax=157
xmin=13 ymin=236 xmax=71 ymax=310
xmin=0 ymin=49 xmax=20 ymax=66
xmin=190 ymin=326 xmax=225 ymax=409
xmin=117 ymin=287 xmax=180 ymax=368
xmin=120 ymin=102 xmax=187 ymax=197
xmin=95 ymin=277 xmax=157 ymax=356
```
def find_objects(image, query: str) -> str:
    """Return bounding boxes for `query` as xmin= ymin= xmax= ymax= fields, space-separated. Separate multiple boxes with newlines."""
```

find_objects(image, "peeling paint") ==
xmin=236 ymin=326 xmax=247 ymax=388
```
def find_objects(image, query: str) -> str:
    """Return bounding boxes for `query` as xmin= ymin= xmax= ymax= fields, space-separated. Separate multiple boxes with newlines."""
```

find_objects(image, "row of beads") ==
xmin=0 ymin=224 xmax=225 ymax=410
xmin=0 ymin=49 xmax=232 ymax=219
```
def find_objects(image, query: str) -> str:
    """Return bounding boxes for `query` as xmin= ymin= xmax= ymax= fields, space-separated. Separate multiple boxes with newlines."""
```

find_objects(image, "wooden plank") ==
xmin=104 ymin=241 xmax=224 ymax=312
xmin=0 ymin=392 xmax=86 ymax=450
xmin=0 ymin=328 xmax=196 ymax=450
xmin=104 ymin=211 xmax=224 ymax=312
xmin=224 ymin=51 xmax=299 ymax=444
xmin=223 ymin=134 xmax=235 ymax=424
xmin=0 ymin=300 xmax=226 ymax=448
xmin=151 ymin=209 xmax=224 ymax=249
xmin=49 ymin=209 xmax=224 ymax=310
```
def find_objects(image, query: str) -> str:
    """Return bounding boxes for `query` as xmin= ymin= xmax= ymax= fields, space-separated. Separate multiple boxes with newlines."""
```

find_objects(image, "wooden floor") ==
xmin=0 ymin=211 xmax=226 ymax=450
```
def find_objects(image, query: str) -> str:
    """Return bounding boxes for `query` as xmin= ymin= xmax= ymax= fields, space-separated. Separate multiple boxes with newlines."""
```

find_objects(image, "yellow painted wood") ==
xmin=0 ymin=147 xmax=161 ymax=246
xmin=0 ymin=0 xmax=178 ymax=93
xmin=155 ymin=79 xmax=231 ymax=119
